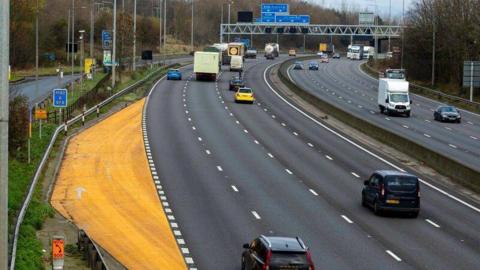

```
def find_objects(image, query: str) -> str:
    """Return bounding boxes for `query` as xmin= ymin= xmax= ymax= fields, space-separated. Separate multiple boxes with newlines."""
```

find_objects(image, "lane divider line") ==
xmin=309 ymin=189 xmax=318 ymax=196
xmin=425 ymin=219 xmax=441 ymax=228
xmin=341 ymin=215 xmax=354 ymax=224
xmin=251 ymin=211 xmax=261 ymax=220
xmin=386 ymin=250 xmax=402 ymax=262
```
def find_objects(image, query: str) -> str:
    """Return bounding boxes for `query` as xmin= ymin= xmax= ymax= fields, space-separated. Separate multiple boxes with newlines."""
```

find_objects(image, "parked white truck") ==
xmin=378 ymin=79 xmax=412 ymax=117
xmin=194 ymin=51 xmax=220 ymax=81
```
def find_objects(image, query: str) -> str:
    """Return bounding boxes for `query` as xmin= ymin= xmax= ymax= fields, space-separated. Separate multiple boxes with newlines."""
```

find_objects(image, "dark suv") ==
xmin=362 ymin=170 xmax=420 ymax=217
xmin=242 ymin=235 xmax=315 ymax=270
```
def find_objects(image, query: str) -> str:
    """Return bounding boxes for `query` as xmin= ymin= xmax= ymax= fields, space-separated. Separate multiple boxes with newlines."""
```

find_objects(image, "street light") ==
xmin=79 ymin=30 xmax=85 ymax=93
xmin=133 ymin=0 xmax=137 ymax=71
xmin=112 ymin=0 xmax=117 ymax=88
xmin=191 ymin=0 xmax=194 ymax=52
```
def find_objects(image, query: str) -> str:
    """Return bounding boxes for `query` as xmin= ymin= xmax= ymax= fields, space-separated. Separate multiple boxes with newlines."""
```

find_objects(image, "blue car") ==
xmin=167 ymin=69 xmax=182 ymax=80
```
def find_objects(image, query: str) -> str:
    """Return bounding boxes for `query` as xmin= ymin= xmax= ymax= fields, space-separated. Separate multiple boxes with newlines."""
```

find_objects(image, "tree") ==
xmin=9 ymin=96 xmax=29 ymax=159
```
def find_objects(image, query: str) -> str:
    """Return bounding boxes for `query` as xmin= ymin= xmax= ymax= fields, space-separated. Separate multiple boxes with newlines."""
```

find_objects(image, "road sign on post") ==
xmin=463 ymin=61 xmax=480 ymax=102
xmin=102 ymin=30 xmax=112 ymax=50
xmin=52 ymin=236 xmax=65 ymax=270
xmin=53 ymin=89 xmax=68 ymax=108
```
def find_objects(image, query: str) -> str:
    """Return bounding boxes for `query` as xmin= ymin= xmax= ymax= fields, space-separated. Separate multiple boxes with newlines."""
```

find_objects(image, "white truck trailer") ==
xmin=194 ymin=51 xmax=220 ymax=81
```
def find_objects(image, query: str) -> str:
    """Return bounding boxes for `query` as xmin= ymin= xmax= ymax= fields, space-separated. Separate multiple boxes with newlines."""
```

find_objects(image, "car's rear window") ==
xmin=239 ymin=88 xmax=252 ymax=93
xmin=270 ymin=252 xmax=308 ymax=265
xmin=385 ymin=176 xmax=418 ymax=192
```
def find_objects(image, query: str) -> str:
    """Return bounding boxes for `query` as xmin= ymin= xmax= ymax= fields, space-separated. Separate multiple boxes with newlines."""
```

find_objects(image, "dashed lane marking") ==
xmin=386 ymin=250 xmax=402 ymax=262
xmin=251 ymin=211 xmax=261 ymax=220
xmin=341 ymin=215 xmax=354 ymax=224
xmin=425 ymin=219 xmax=440 ymax=228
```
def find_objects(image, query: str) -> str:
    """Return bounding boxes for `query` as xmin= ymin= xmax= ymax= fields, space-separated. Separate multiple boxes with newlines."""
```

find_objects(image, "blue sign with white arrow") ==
xmin=53 ymin=89 xmax=68 ymax=108
xmin=102 ymin=30 xmax=112 ymax=49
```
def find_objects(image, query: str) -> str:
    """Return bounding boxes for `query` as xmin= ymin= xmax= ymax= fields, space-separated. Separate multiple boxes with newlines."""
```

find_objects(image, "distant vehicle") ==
xmin=166 ymin=69 xmax=182 ymax=80
xmin=320 ymin=55 xmax=329 ymax=63
xmin=288 ymin=49 xmax=296 ymax=56
xmin=362 ymin=170 xmax=420 ymax=217
xmin=193 ymin=51 xmax=220 ymax=81
xmin=350 ymin=45 xmax=363 ymax=60
xmin=293 ymin=61 xmax=303 ymax=70
xmin=245 ymin=48 xmax=257 ymax=59
xmin=213 ymin=43 xmax=230 ymax=65
xmin=316 ymin=51 xmax=324 ymax=57
xmin=230 ymin=55 xmax=244 ymax=72
xmin=229 ymin=76 xmax=245 ymax=91
xmin=308 ymin=61 xmax=319 ymax=70
xmin=363 ymin=46 xmax=374 ymax=59
xmin=378 ymin=79 xmax=411 ymax=117
xmin=234 ymin=87 xmax=255 ymax=104
xmin=264 ymin=43 xmax=279 ymax=58
xmin=384 ymin=69 xmax=406 ymax=80
xmin=332 ymin=53 xmax=340 ymax=59
xmin=386 ymin=51 xmax=393 ymax=59
xmin=242 ymin=235 xmax=315 ymax=270
xmin=319 ymin=43 xmax=334 ymax=54
xmin=347 ymin=45 xmax=352 ymax=59
xmin=434 ymin=105 xmax=461 ymax=123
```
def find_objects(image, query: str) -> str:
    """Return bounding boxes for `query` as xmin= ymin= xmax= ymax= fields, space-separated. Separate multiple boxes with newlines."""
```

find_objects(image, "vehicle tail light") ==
xmin=306 ymin=250 xmax=315 ymax=270
xmin=263 ymin=250 xmax=272 ymax=270
xmin=380 ymin=184 xmax=385 ymax=198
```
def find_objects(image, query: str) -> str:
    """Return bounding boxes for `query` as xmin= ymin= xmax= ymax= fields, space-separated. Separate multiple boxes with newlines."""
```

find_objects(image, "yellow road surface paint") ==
xmin=51 ymin=99 xmax=187 ymax=270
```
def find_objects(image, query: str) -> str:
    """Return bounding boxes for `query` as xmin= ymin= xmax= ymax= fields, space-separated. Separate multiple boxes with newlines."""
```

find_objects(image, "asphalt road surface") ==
xmin=288 ymin=58 xmax=480 ymax=171
xmin=145 ymin=56 xmax=480 ymax=269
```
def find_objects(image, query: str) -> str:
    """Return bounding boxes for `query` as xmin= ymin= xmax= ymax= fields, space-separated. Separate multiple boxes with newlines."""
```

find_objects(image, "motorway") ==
xmin=145 ymin=56 xmax=480 ymax=269
xmin=288 ymin=58 xmax=480 ymax=171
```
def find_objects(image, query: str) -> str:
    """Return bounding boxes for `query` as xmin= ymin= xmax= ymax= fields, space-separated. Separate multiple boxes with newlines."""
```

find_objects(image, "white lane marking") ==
xmin=358 ymin=105 xmax=363 ymax=108
xmin=274 ymin=63 xmax=480 ymax=214
xmin=225 ymin=106 xmax=228 ymax=110
xmin=309 ymin=189 xmax=318 ymax=196
xmin=425 ymin=119 xmax=431 ymax=123
xmin=308 ymin=143 xmax=314 ymax=147
xmin=236 ymin=120 xmax=240 ymax=124
xmin=424 ymin=133 xmax=431 ymax=138
xmin=231 ymin=185 xmax=239 ymax=192
xmin=445 ymin=127 xmax=452 ymax=130
xmin=216 ymin=166 xmax=223 ymax=172
xmin=281 ymin=122 xmax=286 ymax=127
xmin=205 ymin=150 xmax=211 ymax=155
xmin=386 ymin=250 xmax=402 ymax=262
xmin=370 ymin=110 xmax=375 ymax=114
xmin=251 ymin=211 xmax=261 ymax=220
xmin=185 ymin=110 xmax=189 ymax=114
xmin=268 ymin=153 xmax=274 ymax=158
xmin=325 ymin=155 xmax=333 ymax=160
xmin=402 ymin=125 xmax=409 ymax=129
xmin=272 ymin=115 xmax=276 ymax=119
xmin=425 ymin=219 xmax=440 ymax=228
xmin=293 ymin=132 xmax=299 ymax=136
xmin=229 ymin=113 xmax=233 ymax=116
xmin=470 ymin=136 xmax=478 ymax=140
xmin=254 ymin=140 xmax=260 ymax=144
xmin=385 ymin=117 xmax=391 ymax=121
xmin=192 ymin=126 xmax=196 ymax=130
xmin=449 ymin=144 xmax=457 ymax=149
xmin=244 ymin=129 xmax=249 ymax=133
xmin=351 ymin=172 xmax=360 ymax=178
xmin=264 ymin=108 xmax=268 ymax=112
xmin=468 ymin=121 xmax=473 ymax=125
xmin=341 ymin=215 xmax=354 ymax=224
xmin=188 ymin=118 xmax=191 ymax=122
xmin=198 ymin=137 xmax=202 ymax=142
xmin=285 ymin=169 xmax=293 ymax=175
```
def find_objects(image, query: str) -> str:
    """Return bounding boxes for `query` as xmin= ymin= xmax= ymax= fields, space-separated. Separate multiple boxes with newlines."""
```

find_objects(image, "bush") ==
xmin=9 ymin=95 xmax=29 ymax=158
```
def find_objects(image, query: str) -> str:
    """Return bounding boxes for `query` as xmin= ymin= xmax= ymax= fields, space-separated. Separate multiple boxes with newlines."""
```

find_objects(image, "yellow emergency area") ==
xmin=51 ymin=99 xmax=187 ymax=270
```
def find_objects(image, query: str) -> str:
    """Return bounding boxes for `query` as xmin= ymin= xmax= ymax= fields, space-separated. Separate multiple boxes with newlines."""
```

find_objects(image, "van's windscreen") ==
xmin=389 ymin=93 xmax=408 ymax=103
xmin=386 ymin=176 xmax=417 ymax=192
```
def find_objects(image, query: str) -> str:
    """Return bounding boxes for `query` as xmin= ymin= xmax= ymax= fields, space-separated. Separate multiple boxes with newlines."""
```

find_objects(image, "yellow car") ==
xmin=234 ymin=87 xmax=255 ymax=104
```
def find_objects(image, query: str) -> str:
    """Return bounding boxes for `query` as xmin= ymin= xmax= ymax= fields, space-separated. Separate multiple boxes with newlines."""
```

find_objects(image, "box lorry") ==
xmin=351 ymin=45 xmax=363 ymax=60
xmin=378 ymin=79 xmax=411 ymax=117
xmin=194 ymin=51 xmax=220 ymax=81
xmin=230 ymin=55 xmax=243 ymax=72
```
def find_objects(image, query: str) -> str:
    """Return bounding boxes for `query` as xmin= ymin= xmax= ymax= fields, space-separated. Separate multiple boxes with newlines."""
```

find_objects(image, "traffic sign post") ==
xmin=463 ymin=61 xmax=480 ymax=102
xmin=53 ymin=89 xmax=68 ymax=108
xmin=102 ymin=30 xmax=112 ymax=50
xmin=52 ymin=236 xmax=65 ymax=270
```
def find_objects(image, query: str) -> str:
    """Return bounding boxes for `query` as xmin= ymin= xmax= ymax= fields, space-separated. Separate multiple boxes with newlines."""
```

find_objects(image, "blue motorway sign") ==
xmin=102 ymin=30 xmax=112 ymax=49
xmin=261 ymin=3 xmax=289 ymax=13
xmin=261 ymin=12 xmax=276 ymax=22
xmin=276 ymin=15 xmax=310 ymax=24
xmin=53 ymin=89 xmax=68 ymax=108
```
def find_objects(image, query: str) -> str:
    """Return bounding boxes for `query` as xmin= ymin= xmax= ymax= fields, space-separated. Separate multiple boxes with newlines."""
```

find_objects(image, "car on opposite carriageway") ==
xmin=362 ymin=170 xmax=420 ymax=217
xmin=242 ymin=235 xmax=315 ymax=270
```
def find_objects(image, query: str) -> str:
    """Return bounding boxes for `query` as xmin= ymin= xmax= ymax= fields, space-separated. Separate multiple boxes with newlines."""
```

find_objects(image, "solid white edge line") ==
xmin=341 ymin=215 xmax=354 ymax=224
xmin=425 ymin=219 xmax=441 ymax=228
xmin=264 ymin=62 xmax=480 ymax=214
xmin=386 ymin=250 xmax=402 ymax=262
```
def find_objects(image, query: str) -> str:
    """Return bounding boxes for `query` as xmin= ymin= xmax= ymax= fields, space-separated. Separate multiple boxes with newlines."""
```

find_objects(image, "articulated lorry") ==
xmin=194 ymin=51 xmax=220 ymax=81
xmin=264 ymin=43 xmax=279 ymax=58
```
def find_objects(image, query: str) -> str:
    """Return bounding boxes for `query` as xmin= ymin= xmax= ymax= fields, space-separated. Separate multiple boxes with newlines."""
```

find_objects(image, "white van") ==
xmin=378 ymin=79 xmax=411 ymax=117
xmin=230 ymin=55 xmax=243 ymax=72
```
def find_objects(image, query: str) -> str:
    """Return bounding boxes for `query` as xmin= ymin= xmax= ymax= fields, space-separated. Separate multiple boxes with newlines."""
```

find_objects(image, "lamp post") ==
xmin=228 ymin=2 xmax=231 ymax=42
xmin=401 ymin=0 xmax=405 ymax=69
xmin=79 ymin=30 xmax=85 ymax=94
xmin=112 ymin=0 xmax=117 ymax=88
xmin=133 ymin=0 xmax=137 ymax=71
xmin=191 ymin=0 xmax=194 ymax=52
xmin=90 ymin=0 xmax=94 ymax=58
xmin=71 ymin=0 xmax=75 ymax=98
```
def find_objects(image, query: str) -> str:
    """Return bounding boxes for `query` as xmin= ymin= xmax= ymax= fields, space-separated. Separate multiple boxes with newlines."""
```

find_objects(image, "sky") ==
xmin=310 ymin=0 xmax=416 ymax=17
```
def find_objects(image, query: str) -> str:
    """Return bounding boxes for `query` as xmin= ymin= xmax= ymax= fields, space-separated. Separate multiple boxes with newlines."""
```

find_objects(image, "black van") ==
xmin=362 ymin=170 xmax=420 ymax=217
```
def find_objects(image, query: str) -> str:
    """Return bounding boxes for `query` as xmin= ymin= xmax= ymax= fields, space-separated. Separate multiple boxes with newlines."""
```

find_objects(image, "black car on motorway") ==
xmin=362 ymin=170 xmax=420 ymax=217
xmin=434 ymin=105 xmax=461 ymax=123
xmin=242 ymin=235 xmax=315 ymax=270
xmin=229 ymin=77 xmax=245 ymax=91
xmin=293 ymin=61 xmax=303 ymax=70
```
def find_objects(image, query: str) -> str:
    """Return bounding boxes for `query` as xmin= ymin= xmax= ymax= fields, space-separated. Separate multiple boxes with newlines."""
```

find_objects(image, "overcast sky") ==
xmin=310 ymin=0 xmax=416 ymax=17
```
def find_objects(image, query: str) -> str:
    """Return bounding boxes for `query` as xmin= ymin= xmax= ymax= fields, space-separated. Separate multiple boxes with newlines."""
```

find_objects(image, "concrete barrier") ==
xmin=277 ymin=57 xmax=480 ymax=192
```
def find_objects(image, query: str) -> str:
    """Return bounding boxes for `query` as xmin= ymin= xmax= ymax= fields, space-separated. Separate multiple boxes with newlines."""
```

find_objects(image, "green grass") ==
xmin=9 ymin=122 xmax=57 ymax=270
xmin=12 ymin=66 xmax=83 ymax=78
